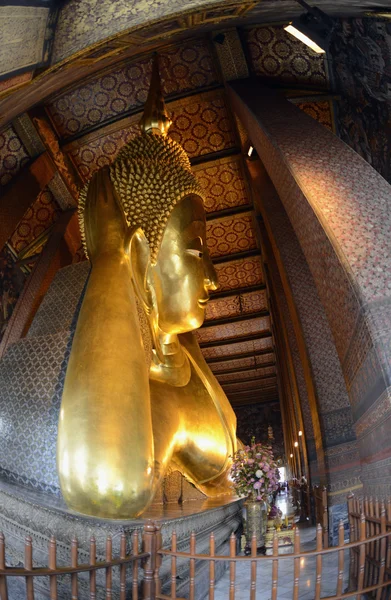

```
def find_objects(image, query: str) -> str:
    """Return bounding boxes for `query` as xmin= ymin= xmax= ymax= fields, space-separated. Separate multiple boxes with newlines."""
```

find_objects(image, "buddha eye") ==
xmin=186 ymin=249 xmax=203 ymax=258
xmin=186 ymin=236 xmax=203 ymax=258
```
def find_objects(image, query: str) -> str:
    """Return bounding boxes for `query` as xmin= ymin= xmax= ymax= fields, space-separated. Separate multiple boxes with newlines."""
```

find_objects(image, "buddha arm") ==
xmin=58 ymin=170 xmax=154 ymax=519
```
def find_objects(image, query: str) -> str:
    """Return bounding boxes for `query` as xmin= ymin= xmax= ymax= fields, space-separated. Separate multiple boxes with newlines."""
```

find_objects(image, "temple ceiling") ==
xmin=0 ymin=7 xmax=361 ymax=409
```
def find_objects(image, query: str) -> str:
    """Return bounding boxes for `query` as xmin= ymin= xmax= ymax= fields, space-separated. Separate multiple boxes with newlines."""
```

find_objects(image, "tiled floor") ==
xmin=213 ymin=491 xmax=352 ymax=600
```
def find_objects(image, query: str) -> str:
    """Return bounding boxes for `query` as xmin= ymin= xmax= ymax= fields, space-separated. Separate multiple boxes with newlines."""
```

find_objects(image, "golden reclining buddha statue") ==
xmin=57 ymin=57 xmax=238 ymax=519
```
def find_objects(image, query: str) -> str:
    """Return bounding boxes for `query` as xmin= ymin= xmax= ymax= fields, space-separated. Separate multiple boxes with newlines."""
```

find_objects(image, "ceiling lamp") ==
xmin=246 ymin=143 xmax=258 ymax=161
xmin=284 ymin=0 xmax=335 ymax=54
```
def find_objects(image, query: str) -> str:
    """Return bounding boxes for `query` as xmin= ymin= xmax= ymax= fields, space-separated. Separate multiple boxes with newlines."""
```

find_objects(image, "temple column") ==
xmin=228 ymin=79 xmax=391 ymax=502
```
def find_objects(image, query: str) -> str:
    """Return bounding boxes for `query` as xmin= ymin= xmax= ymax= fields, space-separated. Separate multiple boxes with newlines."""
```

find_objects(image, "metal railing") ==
xmin=156 ymin=522 xmax=391 ymax=600
xmin=348 ymin=495 xmax=391 ymax=599
xmin=313 ymin=485 xmax=329 ymax=548
xmin=1 ymin=497 xmax=391 ymax=600
xmin=0 ymin=529 xmax=149 ymax=600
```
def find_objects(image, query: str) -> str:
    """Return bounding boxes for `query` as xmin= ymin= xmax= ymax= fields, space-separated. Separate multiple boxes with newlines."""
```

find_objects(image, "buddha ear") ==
xmin=126 ymin=227 xmax=155 ymax=315
xmin=127 ymin=227 xmax=164 ymax=363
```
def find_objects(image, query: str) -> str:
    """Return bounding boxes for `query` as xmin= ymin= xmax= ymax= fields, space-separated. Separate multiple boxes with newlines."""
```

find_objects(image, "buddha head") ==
xmin=79 ymin=56 xmax=218 ymax=348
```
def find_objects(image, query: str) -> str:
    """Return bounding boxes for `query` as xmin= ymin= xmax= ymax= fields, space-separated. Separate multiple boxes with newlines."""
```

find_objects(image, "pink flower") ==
xmin=247 ymin=459 xmax=255 ymax=465
xmin=253 ymin=481 xmax=262 ymax=489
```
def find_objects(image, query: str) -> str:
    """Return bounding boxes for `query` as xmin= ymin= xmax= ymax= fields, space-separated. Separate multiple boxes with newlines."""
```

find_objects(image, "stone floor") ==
xmin=213 ymin=491 xmax=353 ymax=600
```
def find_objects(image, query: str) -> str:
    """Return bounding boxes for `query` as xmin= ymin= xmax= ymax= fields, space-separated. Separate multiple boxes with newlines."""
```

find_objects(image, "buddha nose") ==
xmin=204 ymin=249 xmax=218 ymax=291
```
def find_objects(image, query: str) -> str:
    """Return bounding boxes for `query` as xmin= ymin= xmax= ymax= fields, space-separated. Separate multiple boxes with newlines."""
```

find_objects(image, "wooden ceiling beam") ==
xmin=210 ymin=283 xmax=266 ymax=300
xmin=227 ymin=388 xmax=278 ymax=398
xmin=228 ymin=392 xmax=278 ymax=399
xmin=212 ymin=248 xmax=261 ymax=265
xmin=228 ymin=381 xmax=277 ymax=390
xmin=202 ymin=309 xmax=269 ymax=328
xmin=206 ymin=204 xmax=252 ymax=221
xmin=213 ymin=361 xmax=275 ymax=376
xmin=230 ymin=398 xmax=279 ymax=407
xmin=221 ymin=374 xmax=277 ymax=387
xmin=206 ymin=347 xmax=274 ymax=363
xmin=190 ymin=146 xmax=240 ymax=167
xmin=199 ymin=331 xmax=271 ymax=348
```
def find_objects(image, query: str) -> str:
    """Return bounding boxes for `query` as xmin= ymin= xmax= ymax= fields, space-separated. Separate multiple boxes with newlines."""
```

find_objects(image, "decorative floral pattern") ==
xmin=211 ymin=353 xmax=275 ymax=373
xmin=206 ymin=212 xmax=257 ymax=258
xmin=68 ymin=91 xmax=236 ymax=181
xmin=296 ymin=101 xmax=333 ymax=132
xmin=205 ymin=289 xmax=268 ymax=321
xmin=196 ymin=316 xmax=270 ymax=344
xmin=0 ymin=125 xmax=29 ymax=187
xmin=10 ymin=188 xmax=60 ymax=254
xmin=214 ymin=256 xmax=264 ymax=292
xmin=68 ymin=124 xmax=139 ymax=182
xmin=205 ymin=296 xmax=241 ymax=321
xmin=47 ymin=39 xmax=218 ymax=139
xmin=241 ymin=289 xmax=268 ymax=313
xmin=193 ymin=156 xmax=250 ymax=213
xmin=244 ymin=24 xmax=328 ymax=89
xmin=169 ymin=92 xmax=235 ymax=158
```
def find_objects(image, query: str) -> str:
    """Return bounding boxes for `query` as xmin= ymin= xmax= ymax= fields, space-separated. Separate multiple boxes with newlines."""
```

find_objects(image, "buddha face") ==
xmin=151 ymin=194 xmax=218 ymax=334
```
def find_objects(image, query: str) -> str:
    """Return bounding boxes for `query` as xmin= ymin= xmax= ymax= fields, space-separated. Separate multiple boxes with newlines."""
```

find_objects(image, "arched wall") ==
xmin=264 ymin=237 xmax=320 ymax=483
xmin=266 ymin=257 xmax=315 ymax=482
xmin=228 ymin=79 xmax=391 ymax=499
xmin=249 ymin=159 xmax=361 ymax=501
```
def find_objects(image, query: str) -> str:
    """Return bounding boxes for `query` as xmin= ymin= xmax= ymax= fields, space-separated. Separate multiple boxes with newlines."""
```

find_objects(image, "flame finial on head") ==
xmin=139 ymin=54 xmax=172 ymax=136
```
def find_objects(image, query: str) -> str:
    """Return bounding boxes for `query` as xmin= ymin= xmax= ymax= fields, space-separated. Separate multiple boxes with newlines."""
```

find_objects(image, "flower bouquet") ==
xmin=230 ymin=438 xmax=280 ymax=502
xmin=231 ymin=438 xmax=280 ymax=551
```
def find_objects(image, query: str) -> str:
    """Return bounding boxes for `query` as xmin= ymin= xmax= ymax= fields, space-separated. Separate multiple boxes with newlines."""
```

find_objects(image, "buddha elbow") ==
xmin=58 ymin=463 xmax=155 ymax=519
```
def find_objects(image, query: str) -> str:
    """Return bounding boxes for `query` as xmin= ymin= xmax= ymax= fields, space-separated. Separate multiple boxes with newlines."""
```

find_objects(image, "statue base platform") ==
xmin=0 ymin=478 xmax=243 ymax=599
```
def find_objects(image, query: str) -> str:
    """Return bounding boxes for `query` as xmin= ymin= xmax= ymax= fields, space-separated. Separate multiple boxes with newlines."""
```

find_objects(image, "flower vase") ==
xmin=245 ymin=500 xmax=268 ymax=548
